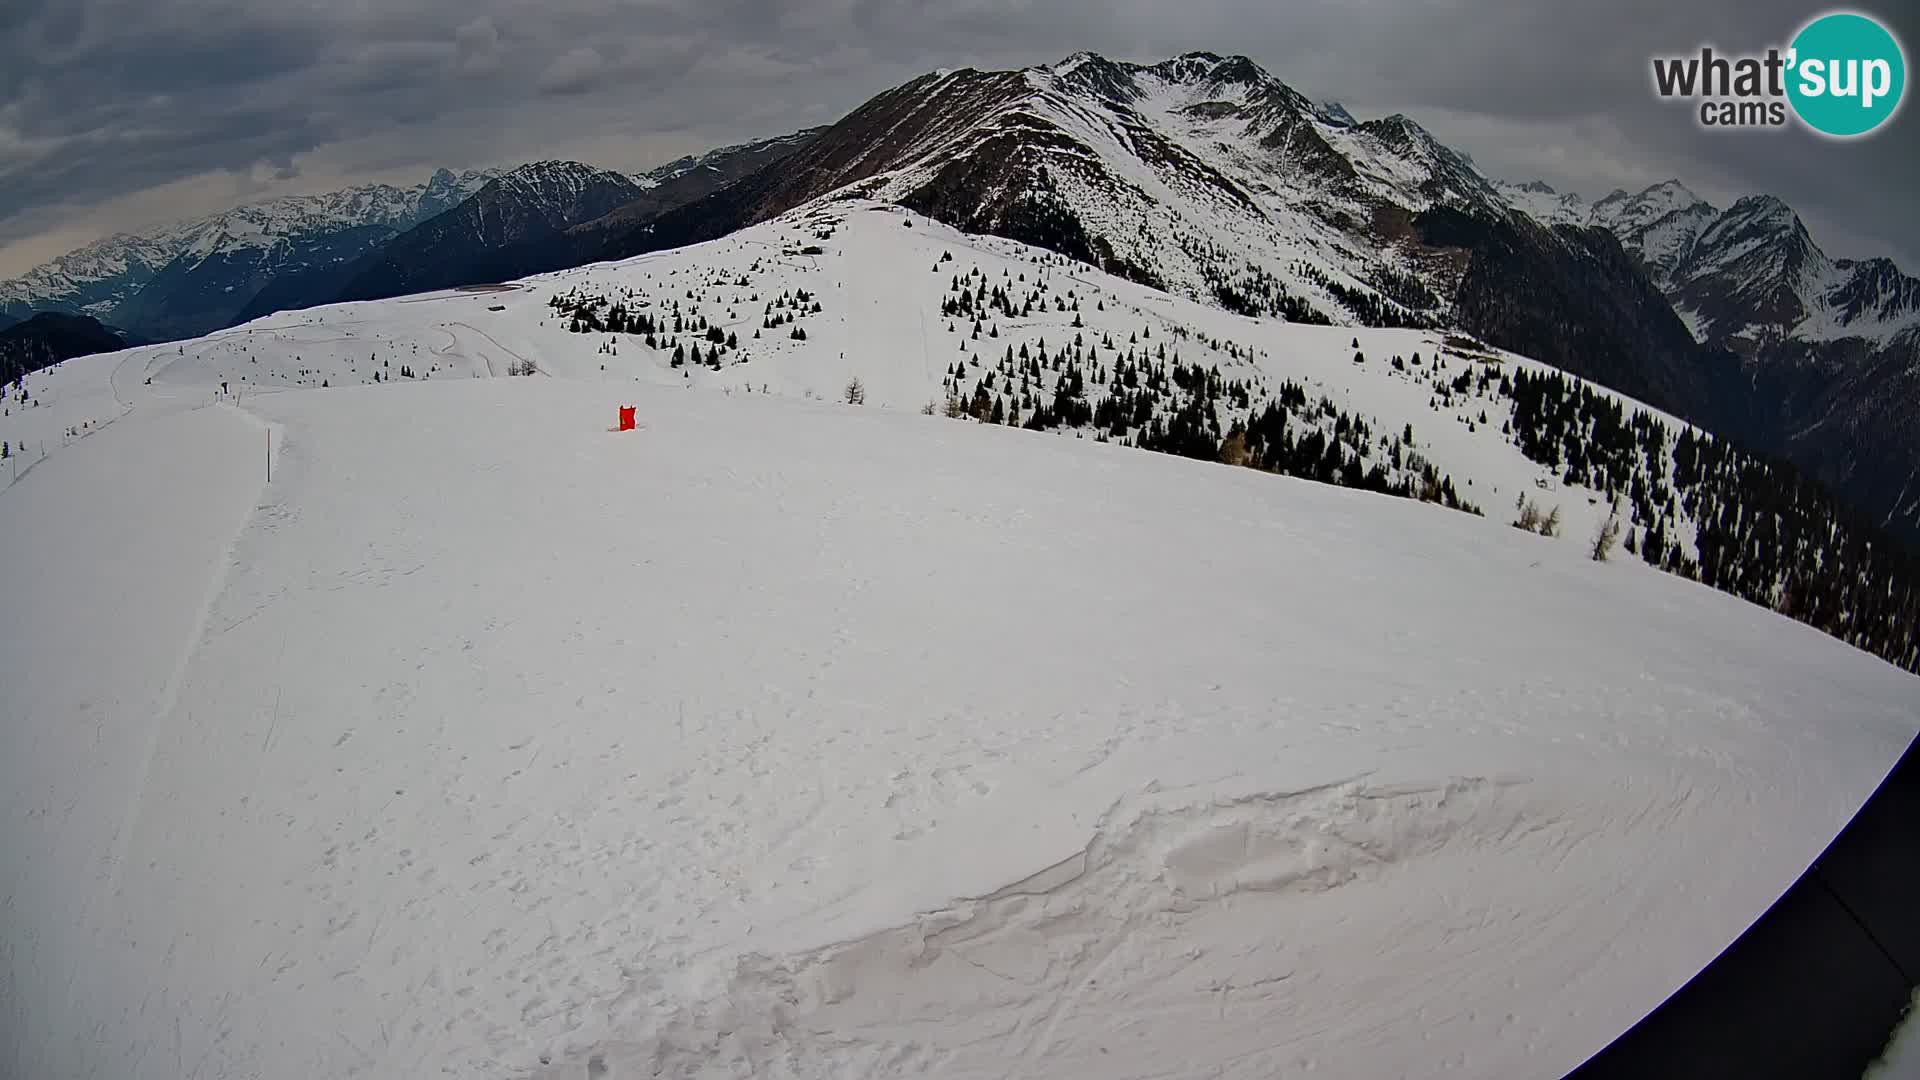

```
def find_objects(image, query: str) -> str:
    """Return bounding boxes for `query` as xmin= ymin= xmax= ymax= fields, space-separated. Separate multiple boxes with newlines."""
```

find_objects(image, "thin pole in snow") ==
xmin=266 ymin=429 xmax=271 ymax=483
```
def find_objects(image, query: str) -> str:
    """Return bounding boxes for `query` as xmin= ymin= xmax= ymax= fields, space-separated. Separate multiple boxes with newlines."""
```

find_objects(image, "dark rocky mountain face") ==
xmin=1417 ymin=209 xmax=1739 ymax=420
xmin=600 ymin=68 xmax=1040 ymax=261
xmin=565 ymin=128 xmax=827 ymax=243
xmin=119 ymin=224 xmax=401 ymax=342
xmin=334 ymin=162 xmax=650 ymax=303
xmin=228 ymin=256 xmax=370 ymax=329
xmin=0 ymin=313 xmax=132 ymax=387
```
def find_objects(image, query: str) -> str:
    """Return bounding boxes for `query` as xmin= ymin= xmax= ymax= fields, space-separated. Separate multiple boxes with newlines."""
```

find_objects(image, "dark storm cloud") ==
xmin=0 ymin=0 xmax=1914 ymax=270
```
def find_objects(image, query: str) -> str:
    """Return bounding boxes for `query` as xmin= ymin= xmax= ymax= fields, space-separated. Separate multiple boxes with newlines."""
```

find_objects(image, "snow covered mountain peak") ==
xmin=1317 ymin=100 xmax=1358 ymax=127
xmin=1654 ymin=188 xmax=1920 ymax=353
xmin=1143 ymin=50 xmax=1274 ymax=90
xmin=1029 ymin=50 xmax=1316 ymax=118
xmin=421 ymin=166 xmax=495 ymax=213
xmin=1491 ymin=178 xmax=1590 ymax=226
xmin=172 ymin=169 xmax=502 ymax=264
xmin=478 ymin=161 xmax=646 ymax=219
xmin=1485 ymin=176 xmax=1920 ymax=350
xmin=1589 ymin=179 xmax=1707 ymax=229
xmin=640 ymin=50 xmax=1539 ymax=335
xmin=486 ymin=160 xmax=630 ymax=205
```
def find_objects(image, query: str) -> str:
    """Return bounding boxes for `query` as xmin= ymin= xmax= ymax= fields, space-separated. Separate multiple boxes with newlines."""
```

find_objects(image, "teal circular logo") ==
xmin=1787 ymin=12 xmax=1906 ymax=137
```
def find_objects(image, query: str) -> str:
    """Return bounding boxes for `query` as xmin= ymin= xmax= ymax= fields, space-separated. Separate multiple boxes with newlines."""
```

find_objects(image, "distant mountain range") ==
xmin=0 ymin=132 xmax=823 ymax=346
xmin=2 ymin=53 xmax=1916 ymax=539
xmin=0 ymin=169 xmax=500 ymax=339
xmin=332 ymin=130 xmax=822 ymax=305
xmin=1494 ymin=178 xmax=1920 ymax=350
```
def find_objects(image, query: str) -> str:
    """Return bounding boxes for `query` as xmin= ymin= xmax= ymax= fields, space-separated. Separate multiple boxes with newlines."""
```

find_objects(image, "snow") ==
xmin=2 ymin=203 xmax=1916 ymax=1080
xmin=1627 ymin=204 xmax=1717 ymax=289
xmin=1588 ymin=180 xmax=1709 ymax=236
xmin=1 ymin=402 xmax=271 ymax=1073
xmin=1493 ymin=180 xmax=1588 ymax=227
xmin=1868 ymin=989 xmax=1920 ymax=1079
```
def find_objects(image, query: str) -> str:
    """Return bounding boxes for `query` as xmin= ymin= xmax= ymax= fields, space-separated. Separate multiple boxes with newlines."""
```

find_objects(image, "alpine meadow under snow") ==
xmin=2 ymin=201 xmax=1916 ymax=1080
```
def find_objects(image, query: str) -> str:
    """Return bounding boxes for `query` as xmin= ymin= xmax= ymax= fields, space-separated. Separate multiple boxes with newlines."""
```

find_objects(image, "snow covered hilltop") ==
xmin=2 ymin=201 xmax=1916 ymax=1079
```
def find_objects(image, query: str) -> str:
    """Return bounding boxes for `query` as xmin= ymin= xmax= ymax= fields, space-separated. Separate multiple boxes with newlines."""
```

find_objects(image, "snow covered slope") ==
xmin=8 ymin=204 xmax=1706 ymax=551
xmin=2 ymin=201 xmax=1916 ymax=1080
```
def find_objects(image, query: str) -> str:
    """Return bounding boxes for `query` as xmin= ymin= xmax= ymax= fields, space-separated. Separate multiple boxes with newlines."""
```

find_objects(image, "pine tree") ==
xmin=1591 ymin=500 xmax=1624 ymax=561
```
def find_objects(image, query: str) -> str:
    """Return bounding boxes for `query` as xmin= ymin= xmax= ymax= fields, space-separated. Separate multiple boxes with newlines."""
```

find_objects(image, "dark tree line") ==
xmin=545 ymin=278 xmax=824 ymax=371
xmin=1506 ymin=368 xmax=1920 ymax=673
xmin=933 ymin=265 xmax=1481 ymax=518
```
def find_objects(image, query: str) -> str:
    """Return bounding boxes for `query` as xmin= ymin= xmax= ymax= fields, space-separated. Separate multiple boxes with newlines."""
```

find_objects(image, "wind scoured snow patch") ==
xmin=557 ymin=774 xmax=1565 ymax=1080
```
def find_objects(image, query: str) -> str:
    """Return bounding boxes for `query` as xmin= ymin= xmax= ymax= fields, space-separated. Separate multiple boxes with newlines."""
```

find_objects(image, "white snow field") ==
xmin=1 ymin=205 xmax=1916 ymax=1080
xmin=1868 ymin=989 xmax=1920 ymax=1079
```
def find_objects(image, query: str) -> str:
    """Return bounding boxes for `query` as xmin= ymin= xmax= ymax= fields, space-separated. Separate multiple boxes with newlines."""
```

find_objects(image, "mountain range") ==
xmin=0 ymin=169 xmax=500 ymax=339
xmin=2 ymin=50 xmax=1916 ymax=539
xmin=330 ymin=129 xmax=824 ymax=305
xmin=0 ymin=131 xmax=824 ymax=347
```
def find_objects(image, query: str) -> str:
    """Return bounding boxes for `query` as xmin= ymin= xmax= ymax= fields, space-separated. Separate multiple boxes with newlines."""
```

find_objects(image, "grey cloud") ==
xmin=538 ymin=47 xmax=609 ymax=96
xmin=455 ymin=17 xmax=503 ymax=75
xmin=0 ymin=0 xmax=1914 ymax=270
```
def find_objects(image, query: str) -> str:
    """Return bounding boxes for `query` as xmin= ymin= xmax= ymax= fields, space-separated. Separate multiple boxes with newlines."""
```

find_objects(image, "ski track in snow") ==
xmin=0 ymin=207 xmax=1916 ymax=1080
xmin=0 ymin=400 xmax=271 ymax=1079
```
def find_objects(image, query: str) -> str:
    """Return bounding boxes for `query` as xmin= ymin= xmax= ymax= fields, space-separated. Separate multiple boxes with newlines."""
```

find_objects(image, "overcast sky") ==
xmin=2 ymin=0 xmax=1915 ymax=278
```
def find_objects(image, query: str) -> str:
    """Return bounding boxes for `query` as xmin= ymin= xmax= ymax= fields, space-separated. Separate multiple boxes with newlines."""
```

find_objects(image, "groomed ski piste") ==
xmin=2 ymin=203 xmax=1915 ymax=1079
